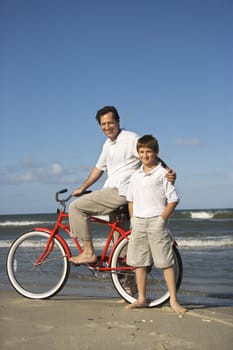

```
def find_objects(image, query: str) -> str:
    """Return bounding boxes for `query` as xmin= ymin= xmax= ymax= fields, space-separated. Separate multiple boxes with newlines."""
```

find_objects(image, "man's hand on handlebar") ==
xmin=72 ymin=187 xmax=87 ymax=196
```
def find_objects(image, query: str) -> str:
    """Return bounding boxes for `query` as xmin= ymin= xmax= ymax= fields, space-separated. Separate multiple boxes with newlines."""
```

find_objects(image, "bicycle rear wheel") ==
xmin=6 ymin=231 xmax=70 ymax=299
xmin=111 ymin=237 xmax=183 ymax=307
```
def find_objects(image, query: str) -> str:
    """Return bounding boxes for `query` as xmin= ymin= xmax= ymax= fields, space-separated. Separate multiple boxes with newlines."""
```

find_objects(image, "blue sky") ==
xmin=1 ymin=0 xmax=232 ymax=214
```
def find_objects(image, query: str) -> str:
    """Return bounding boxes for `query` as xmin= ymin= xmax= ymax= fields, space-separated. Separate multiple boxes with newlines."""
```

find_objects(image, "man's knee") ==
xmin=69 ymin=199 xmax=79 ymax=214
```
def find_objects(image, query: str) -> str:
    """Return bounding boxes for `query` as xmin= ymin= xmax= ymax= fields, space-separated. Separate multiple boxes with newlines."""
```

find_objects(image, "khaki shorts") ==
xmin=69 ymin=187 xmax=127 ymax=240
xmin=127 ymin=216 xmax=174 ymax=269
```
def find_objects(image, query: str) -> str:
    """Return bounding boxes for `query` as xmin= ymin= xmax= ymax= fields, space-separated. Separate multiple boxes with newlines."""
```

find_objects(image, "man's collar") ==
xmin=108 ymin=128 xmax=123 ymax=144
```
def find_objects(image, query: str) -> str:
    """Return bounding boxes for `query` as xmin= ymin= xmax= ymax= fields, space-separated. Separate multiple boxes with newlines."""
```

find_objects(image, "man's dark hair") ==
xmin=95 ymin=106 xmax=120 ymax=124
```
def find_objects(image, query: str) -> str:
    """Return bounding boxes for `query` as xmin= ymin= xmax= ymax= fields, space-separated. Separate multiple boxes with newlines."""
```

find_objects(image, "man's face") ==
xmin=99 ymin=112 xmax=120 ymax=140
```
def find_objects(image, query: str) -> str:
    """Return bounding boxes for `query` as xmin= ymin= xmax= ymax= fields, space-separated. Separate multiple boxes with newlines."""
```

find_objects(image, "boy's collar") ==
xmin=139 ymin=162 xmax=161 ymax=174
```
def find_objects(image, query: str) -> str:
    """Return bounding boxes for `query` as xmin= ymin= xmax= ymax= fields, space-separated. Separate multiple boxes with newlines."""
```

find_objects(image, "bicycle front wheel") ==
xmin=6 ymin=231 xmax=70 ymax=299
xmin=111 ymin=237 xmax=183 ymax=307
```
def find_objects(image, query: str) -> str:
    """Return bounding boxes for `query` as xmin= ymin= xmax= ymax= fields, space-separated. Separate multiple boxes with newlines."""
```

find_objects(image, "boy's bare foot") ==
xmin=170 ymin=300 xmax=187 ymax=315
xmin=69 ymin=252 xmax=97 ymax=265
xmin=125 ymin=300 xmax=147 ymax=309
xmin=116 ymin=287 xmax=133 ymax=304
xmin=117 ymin=299 xmax=127 ymax=304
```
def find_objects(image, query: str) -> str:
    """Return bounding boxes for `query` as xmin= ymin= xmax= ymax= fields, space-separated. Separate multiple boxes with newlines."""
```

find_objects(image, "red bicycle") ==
xmin=6 ymin=189 xmax=183 ymax=307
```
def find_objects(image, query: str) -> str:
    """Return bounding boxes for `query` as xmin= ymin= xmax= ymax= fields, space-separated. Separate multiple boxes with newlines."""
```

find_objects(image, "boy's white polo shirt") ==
xmin=96 ymin=129 xmax=140 ymax=196
xmin=127 ymin=163 xmax=179 ymax=218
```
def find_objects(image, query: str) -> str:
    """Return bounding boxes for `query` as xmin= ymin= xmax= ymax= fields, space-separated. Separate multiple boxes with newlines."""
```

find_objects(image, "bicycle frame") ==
xmin=33 ymin=208 xmax=132 ymax=271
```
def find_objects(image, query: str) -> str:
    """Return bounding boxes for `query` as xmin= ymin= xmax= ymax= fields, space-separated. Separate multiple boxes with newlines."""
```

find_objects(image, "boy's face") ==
xmin=138 ymin=147 xmax=157 ymax=167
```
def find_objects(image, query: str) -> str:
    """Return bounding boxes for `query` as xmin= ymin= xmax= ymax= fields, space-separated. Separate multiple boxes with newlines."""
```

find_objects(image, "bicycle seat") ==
xmin=115 ymin=204 xmax=130 ymax=221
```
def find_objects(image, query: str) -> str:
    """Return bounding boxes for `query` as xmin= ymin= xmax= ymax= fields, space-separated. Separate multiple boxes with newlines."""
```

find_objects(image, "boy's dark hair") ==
xmin=137 ymin=134 xmax=159 ymax=153
xmin=95 ymin=106 xmax=120 ymax=124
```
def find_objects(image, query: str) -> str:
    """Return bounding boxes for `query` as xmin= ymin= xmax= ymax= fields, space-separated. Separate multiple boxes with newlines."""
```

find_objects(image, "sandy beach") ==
xmin=0 ymin=291 xmax=232 ymax=350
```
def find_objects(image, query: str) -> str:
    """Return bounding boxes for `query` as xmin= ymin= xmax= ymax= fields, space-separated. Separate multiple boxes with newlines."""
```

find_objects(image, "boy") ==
xmin=126 ymin=135 xmax=186 ymax=315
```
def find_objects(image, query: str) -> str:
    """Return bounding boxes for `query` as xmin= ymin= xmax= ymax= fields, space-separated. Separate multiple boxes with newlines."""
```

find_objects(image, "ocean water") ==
xmin=0 ymin=209 xmax=233 ymax=306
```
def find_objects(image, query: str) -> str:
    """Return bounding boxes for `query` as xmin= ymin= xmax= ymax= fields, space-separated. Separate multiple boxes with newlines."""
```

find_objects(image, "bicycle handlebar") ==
xmin=55 ymin=188 xmax=92 ymax=205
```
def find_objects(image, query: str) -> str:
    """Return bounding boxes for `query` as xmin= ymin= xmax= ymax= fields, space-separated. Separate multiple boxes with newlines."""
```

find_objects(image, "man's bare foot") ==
xmin=170 ymin=300 xmax=187 ymax=315
xmin=125 ymin=300 xmax=147 ymax=309
xmin=69 ymin=252 xmax=97 ymax=265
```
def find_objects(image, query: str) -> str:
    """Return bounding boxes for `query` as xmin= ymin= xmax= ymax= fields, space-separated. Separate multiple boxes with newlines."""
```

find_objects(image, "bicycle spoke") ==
xmin=36 ymin=254 xmax=68 ymax=266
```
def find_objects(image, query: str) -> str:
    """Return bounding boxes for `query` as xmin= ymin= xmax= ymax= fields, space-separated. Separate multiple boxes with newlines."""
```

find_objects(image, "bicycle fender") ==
xmin=34 ymin=228 xmax=72 ymax=258
xmin=109 ymin=231 xmax=131 ymax=262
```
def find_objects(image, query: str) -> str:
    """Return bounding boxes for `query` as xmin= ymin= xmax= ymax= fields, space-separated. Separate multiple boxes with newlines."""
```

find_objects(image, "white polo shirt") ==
xmin=127 ymin=163 xmax=179 ymax=217
xmin=96 ymin=129 xmax=140 ymax=196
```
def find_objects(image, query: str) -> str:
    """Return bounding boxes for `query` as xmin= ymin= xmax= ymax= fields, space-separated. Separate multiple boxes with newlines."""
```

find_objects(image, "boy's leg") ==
xmin=126 ymin=267 xmax=147 ymax=309
xmin=163 ymin=266 xmax=187 ymax=315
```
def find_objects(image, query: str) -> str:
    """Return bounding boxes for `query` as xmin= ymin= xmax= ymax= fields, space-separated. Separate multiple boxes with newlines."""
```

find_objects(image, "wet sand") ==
xmin=0 ymin=291 xmax=232 ymax=350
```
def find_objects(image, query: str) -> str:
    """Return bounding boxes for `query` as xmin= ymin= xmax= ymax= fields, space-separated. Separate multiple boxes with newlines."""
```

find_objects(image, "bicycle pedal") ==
xmin=86 ymin=262 xmax=98 ymax=270
xmin=69 ymin=259 xmax=98 ymax=269
xmin=72 ymin=262 xmax=98 ymax=270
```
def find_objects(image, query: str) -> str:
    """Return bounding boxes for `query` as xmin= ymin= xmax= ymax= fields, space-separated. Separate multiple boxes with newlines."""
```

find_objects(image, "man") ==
xmin=69 ymin=106 xmax=176 ymax=265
